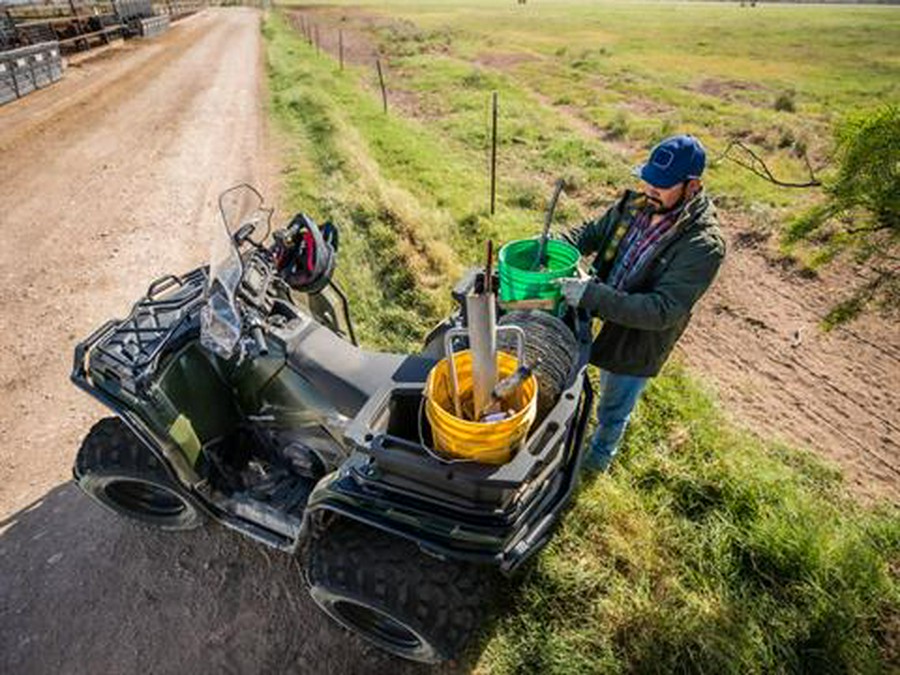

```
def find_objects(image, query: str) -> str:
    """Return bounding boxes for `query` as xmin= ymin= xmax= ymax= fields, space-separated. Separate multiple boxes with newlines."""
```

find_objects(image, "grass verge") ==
xmin=480 ymin=364 xmax=899 ymax=673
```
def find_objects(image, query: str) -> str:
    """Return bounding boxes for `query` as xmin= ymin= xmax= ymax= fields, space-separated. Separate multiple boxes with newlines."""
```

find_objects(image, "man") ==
xmin=557 ymin=134 xmax=725 ymax=472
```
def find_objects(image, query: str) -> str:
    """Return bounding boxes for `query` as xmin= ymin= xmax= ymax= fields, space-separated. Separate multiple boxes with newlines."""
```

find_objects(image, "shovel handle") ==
xmin=534 ymin=178 xmax=566 ymax=269
xmin=499 ymin=298 xmax=556 ymax=311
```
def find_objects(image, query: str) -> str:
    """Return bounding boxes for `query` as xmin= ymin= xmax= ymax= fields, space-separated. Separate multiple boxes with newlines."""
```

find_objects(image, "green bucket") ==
xmin=498 ymin=238 xmax=580 ymax=311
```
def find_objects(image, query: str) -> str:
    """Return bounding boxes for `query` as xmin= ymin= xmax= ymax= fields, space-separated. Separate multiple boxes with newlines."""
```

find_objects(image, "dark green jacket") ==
xmin=563 ymin=189 xmax=725 ymax=377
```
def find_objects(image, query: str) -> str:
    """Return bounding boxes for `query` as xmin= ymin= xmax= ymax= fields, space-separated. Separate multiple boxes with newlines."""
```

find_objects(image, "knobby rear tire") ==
xmin=305 ymin=518 xmax=492 ymax=664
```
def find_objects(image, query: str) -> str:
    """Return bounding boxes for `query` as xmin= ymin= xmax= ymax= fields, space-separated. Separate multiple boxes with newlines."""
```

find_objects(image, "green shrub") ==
xmin=829 ymin=105 xmax=900 ymax=229
xmin=774 ymin=90 xmax=797 ymax=112
xmin=786 ymin=105 xmax=900 ymax=325
xmin=462 ymin=68 xmax=488 ymax=89
xmin=507 ymin=182 xmax=542 ymax=209
xmin=606 ymin=110 xmax=629 ymax=140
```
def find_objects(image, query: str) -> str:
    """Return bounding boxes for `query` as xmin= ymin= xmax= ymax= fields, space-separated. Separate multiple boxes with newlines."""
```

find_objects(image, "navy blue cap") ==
xmin=633 ymin=135 xmax=706 ymax=189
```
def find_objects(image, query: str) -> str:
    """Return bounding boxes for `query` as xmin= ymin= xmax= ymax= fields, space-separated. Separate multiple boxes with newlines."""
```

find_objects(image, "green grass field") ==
xmin=262 ymin=2 xmax=900 ymax=671
xmin=279 ymin=1 xmax=899 ymax=234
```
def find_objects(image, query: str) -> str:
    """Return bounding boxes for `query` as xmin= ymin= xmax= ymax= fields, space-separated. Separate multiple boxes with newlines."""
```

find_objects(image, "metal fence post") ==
xmin=490 ymin=91 xmax=498 ymax=215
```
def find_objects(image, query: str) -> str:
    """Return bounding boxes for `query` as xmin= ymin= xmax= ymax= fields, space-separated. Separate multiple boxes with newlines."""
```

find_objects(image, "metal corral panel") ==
xmin=0 ymin=41 xmax=63 ymax=106
xmin=136 ymin=15 xmax=169 ymax=39
xmin=0 ymin=62 xmax=16 ymax=105
xmin=12 ymin=57 xmax=35 ymax=97
xmin=16 ymin=23 xmax=56 ymax=46
xmin=0 ymin=14 xmax=16 ymax=52
xmin=115 ymin=0 xmax=153 ymax=23
xmin=30 ymin=57 xmax=53 ymax=88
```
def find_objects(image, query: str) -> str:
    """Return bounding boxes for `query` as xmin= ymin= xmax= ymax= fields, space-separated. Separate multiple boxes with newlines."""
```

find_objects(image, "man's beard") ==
xmin=644 ymin=186 xmax=688 ymax=215
xmin=644 ymin=196 xmax=667 ymax=214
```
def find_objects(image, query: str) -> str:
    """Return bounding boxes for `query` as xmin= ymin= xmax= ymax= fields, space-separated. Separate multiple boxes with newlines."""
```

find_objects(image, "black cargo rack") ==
xmin=86 ymin=267 xmax=208 ymax=394
xmin=310 ymin=372 xmax=594 ymax=572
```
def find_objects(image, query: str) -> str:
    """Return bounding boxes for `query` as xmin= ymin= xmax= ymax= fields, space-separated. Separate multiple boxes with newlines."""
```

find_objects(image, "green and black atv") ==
xmin=70 ymin=185 xmax=594 ymax=663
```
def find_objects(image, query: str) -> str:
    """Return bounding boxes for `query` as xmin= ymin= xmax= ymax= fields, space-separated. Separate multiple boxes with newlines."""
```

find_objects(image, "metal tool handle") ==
xmin=496 ymin=325 xmax=526 ymax=366
xmin=249 ymin=324 xmax=268 ymax=356
xmin=443 ymin=327 xmax=469 ymax=418
xmin=534 ymin=178 xmax=566 ymax=269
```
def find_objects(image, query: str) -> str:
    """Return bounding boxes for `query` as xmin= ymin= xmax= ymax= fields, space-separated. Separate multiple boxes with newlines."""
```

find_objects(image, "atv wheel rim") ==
xmin=102 ymin=479 xmax=187 ymax=517
xmin=331 ymin=600 xmax=422 ymax=652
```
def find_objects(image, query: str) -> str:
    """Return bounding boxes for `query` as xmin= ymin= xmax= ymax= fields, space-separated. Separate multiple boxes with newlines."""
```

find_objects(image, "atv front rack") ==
xmin=73 ymin=268 xmax=208 ymax=396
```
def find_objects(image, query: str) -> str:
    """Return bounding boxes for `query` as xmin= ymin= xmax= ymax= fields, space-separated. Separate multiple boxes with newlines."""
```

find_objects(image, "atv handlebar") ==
xmin=249 ymin=323 xmax=268 ymax=356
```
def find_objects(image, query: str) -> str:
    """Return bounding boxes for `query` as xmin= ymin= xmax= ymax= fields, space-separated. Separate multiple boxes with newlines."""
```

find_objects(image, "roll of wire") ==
xmin=498 ymin=310 xmax=578 ymax=424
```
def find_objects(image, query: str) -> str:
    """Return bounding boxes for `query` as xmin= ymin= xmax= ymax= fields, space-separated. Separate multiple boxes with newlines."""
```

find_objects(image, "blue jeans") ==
xmin=582 ymin=370 xmax=649 ymax=472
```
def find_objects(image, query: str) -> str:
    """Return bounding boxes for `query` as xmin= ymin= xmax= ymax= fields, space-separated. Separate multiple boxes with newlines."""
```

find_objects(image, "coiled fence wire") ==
xmin=498 ymin=310 xmax=578 ymax=424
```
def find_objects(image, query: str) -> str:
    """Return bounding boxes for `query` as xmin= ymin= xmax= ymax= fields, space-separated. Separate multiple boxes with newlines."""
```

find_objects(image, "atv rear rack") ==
xmin=308 ymin=290 xmax=596 ymax=571
xmin=306 ymin=372 xmax=594 ymax=573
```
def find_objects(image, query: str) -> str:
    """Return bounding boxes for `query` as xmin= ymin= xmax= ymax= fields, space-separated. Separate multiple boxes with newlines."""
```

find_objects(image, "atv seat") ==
xmin=283 ymin=320 xmax=436 ymax=418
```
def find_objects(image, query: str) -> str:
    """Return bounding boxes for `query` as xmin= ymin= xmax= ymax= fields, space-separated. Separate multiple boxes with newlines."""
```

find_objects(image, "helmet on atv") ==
xmin=273 ymin=213 xmax=338 ymax=294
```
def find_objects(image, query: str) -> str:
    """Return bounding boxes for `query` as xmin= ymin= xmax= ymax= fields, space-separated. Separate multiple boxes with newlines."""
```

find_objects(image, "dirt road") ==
xmin=678 ymin=219 xmax=900 ymax=503
xmin=0 ymin=9 xmax=438 ymax=675
xmin=0 ymin=8 xmax=271 ymax=516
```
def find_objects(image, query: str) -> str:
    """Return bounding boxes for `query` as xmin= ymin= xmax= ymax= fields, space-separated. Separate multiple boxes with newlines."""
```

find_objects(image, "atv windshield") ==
xmin=200 ymin=185 xmax=272 ymax=359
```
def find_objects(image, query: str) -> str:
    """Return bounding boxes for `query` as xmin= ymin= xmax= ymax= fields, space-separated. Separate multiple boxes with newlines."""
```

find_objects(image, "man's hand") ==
xmin=555 ymin=277 xmax=591 ymax=308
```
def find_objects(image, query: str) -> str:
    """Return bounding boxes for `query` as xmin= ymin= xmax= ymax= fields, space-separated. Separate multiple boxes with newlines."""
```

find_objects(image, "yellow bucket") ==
xmin=424 ymin=349 xmax=538 ymax=464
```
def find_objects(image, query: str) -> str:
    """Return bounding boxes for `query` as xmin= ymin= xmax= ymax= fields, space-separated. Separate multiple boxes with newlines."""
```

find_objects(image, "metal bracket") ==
xmin=442 ymin=325 xmax=525 ymax=420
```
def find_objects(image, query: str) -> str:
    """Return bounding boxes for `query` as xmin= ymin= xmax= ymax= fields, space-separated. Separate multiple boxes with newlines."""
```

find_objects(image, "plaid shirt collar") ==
xmin=607 ymin=201 xmax=684 ymax=289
